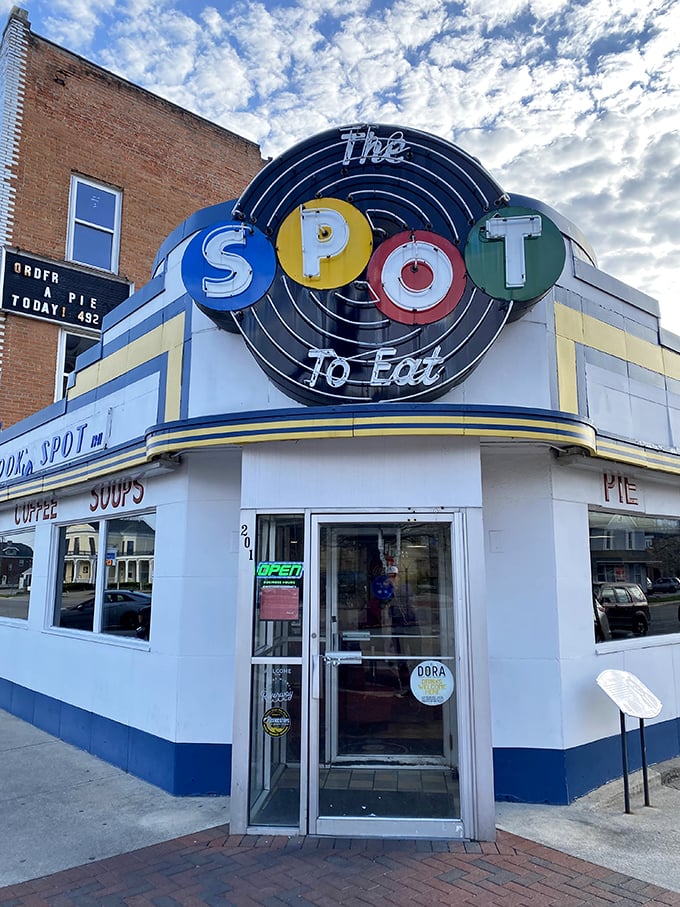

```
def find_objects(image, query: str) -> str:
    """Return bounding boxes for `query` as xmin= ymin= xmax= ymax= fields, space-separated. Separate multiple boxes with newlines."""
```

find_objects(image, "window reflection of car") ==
xmin=59 ymin=590 xmax=151 ymax=632
xmin=592 ymin=582 xmax=650 ymax=637
xmin=650 ymin=576 xmax=680 ymax=594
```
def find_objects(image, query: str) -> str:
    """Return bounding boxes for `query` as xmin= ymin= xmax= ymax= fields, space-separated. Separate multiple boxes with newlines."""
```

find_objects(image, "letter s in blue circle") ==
xmin=181 ymin=221 xmax=277 ymax=312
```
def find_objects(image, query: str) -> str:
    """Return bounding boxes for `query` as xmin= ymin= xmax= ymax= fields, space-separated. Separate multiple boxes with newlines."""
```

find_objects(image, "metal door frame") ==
xmin=231 ymin=506 xmax=495 ymax=840
xmin=308 ymin=510 xmax=467 ymax=839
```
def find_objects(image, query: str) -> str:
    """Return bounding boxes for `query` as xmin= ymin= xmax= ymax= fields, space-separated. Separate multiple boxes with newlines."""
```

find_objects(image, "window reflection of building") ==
xmin=61 ymin=518 xmax=155 ymax=590
xmin=62 ymin=523 xmax=98 ymax=585
xmin=105 ymin=517 xmax=155 ymax=589
xmin=0 ymin=534 xmax=34 ymax=588
xmin=0 ymin=529 xmax=35 ymax=621
xmin=590 ymin=512 xmax=680 ymax=587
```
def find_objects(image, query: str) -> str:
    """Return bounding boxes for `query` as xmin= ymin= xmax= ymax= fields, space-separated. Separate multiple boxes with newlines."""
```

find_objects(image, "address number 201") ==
xmin=241 ymin=523 xmax=253 ymax=560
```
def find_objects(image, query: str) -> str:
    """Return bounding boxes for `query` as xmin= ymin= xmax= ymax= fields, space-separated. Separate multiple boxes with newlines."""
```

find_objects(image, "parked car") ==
xmin=592 ymin=582 xmax=650 ymax=637
xmin=59 ymin=589 xmax=151 ymax=632
xmin=650 ymin=576 xmax=680 ymax=594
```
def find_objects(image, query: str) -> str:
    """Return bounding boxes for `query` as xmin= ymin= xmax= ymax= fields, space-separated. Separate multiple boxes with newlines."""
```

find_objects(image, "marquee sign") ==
xmin=1 ymin=251 xmax=130 ymax=330
xmin=181 ymin=124 xmax=565 ymax=405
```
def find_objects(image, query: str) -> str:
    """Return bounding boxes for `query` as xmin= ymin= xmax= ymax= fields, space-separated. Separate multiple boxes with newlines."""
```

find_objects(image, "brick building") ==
xmin=0 ymin=5 xmax=263 ymax=428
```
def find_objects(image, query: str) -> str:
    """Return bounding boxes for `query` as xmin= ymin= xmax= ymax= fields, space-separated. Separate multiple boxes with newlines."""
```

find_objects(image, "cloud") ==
xmin=9 ymin=0 xmax=680 ymax=332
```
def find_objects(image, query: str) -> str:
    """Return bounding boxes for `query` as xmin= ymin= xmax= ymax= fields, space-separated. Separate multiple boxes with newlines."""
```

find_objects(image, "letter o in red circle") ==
xmin=367 ymin=230 xmax=467 ymax=325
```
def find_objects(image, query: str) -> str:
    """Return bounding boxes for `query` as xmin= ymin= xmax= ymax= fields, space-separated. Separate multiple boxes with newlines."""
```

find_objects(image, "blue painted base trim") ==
xmin=494 ymin=717 xmax=680 ymax=804
xmin=0 ymin=678 xmax=231 ymax=796
xmin=6 ymin=677 xmax=679 ymax=805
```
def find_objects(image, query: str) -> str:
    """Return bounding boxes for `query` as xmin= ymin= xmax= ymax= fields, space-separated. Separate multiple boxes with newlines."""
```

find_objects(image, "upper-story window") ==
xmin=56 ymin=330 xmax=98 ymax=400
xmin=67 ymin=175 xmax=121 ymax=273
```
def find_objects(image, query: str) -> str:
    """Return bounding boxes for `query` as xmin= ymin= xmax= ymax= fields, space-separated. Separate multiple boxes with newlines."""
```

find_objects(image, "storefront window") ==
xmin=590 ymin=511 xmax=680 ymax=641
xmin=253 ymin=515 xmax=304 ymax=659
xmin=52 ymin=514 xmax=154 ymax=639
xmin=0 ymin=528 xmax=35 ymax=620
xmin=248 ymin=663 xmax=302 ymax=827
xmin=248 ymin=514 xmax=304 ymax=827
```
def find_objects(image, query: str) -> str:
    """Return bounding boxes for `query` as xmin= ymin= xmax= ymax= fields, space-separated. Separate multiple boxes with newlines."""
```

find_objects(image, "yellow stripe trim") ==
xmin=555 ymin=302 xmax=673 ymax=375
xmin=67 ymin=313 xmax=185 ymax=422
xmin=556 ymin=336 xmax=578 ymax=413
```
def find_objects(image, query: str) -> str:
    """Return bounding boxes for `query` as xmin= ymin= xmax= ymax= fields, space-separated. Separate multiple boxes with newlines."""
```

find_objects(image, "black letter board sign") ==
xmin=1 ymin=251 xmax=131 ymax=330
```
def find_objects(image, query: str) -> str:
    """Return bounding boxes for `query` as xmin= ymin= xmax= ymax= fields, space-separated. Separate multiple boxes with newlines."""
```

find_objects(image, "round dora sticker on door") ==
xmin=262 ymin=707 xmax=291 ymax=737
xmin=410 ymin=661 xmax=454 ymax=706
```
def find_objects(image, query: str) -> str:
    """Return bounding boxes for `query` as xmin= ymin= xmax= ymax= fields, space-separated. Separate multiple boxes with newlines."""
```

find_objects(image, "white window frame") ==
xmin=49 ymin=512 xmax=155 ymax=641
xmin=55 ymin=327 xmax=98 ymax=401
xmin=66 ymin=174 xmax=122 ymax=273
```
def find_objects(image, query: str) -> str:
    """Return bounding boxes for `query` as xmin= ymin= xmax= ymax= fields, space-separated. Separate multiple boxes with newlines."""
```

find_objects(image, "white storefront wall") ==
xmin=0 ymin=177 xmax=678 ymax=811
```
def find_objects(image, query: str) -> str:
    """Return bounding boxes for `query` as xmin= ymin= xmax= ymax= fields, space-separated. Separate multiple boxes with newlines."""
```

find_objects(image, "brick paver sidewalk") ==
xmin=1 ymin=826 xmax=678 ymax=906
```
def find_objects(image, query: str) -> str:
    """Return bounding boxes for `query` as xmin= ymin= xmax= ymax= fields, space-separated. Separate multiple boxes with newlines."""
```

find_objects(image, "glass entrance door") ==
xmin=310 ymin=517 xmax=463 ymax=837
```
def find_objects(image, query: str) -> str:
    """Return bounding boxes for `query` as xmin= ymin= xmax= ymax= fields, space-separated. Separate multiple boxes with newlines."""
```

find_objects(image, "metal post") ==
xmin=620 ymin=710 xmax=631 ymax=814
xmin=639 ymin=718 xmax=651 ymax=807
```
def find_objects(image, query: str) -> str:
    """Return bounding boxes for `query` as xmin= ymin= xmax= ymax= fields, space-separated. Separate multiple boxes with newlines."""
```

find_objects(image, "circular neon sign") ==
xmin=181 ymin=124 xmax=565 ymax=405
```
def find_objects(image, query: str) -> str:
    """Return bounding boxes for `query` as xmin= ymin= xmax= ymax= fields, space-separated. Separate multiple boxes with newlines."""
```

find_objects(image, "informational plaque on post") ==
xmin=596 ymin=669 xmax=662 ymax=719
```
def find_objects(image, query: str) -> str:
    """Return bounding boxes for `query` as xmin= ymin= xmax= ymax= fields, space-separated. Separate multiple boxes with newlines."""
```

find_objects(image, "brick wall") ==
xmin=0 ymin=312 xmax=58 ymax=426
xmin=1 ymin=23 xmax=264 ymax=428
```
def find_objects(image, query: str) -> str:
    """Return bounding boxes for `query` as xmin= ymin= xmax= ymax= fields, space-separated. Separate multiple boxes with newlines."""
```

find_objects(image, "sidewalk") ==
xmin=0 ymin=710 xmax=229 ymax=887
xmin=2 ymin=708 xmax=680 ymax=905
xmin=497 ymin=758 xmax=680 ymax=895
xmin=2 ymin=827 xmax=679 ymax=906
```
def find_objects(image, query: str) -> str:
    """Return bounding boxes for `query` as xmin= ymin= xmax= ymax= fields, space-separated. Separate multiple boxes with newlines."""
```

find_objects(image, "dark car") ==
xmin=59 ymin=589 xmax=151 ymax=632
xmin=592 ymin=582 xmax=650 ymax=637
xmin=650 ymin=576 xmax=680 ymax=594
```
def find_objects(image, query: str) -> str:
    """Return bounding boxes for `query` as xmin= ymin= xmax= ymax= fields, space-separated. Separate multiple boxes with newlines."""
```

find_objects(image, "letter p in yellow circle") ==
xmin=277 ymin=198 xmax=373 ymax=289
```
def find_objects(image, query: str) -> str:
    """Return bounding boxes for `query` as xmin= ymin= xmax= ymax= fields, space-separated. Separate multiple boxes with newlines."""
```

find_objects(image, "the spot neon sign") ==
xmin=181 ymin=124 xmax=566 ymax=405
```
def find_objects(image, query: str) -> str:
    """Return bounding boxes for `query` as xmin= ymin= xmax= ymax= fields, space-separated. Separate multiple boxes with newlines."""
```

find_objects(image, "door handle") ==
xmin=312 ymin=651 xmax=362 ymax=699
xmin=312 ymin=653 xmax=320 ymax=699
xmin=323 ymin=650 xmax=362 ymax=666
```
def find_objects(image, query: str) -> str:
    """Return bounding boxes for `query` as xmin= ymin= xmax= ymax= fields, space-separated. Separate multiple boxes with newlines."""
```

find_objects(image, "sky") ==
xmin=4 ymin=0 xmax=680 ymax=333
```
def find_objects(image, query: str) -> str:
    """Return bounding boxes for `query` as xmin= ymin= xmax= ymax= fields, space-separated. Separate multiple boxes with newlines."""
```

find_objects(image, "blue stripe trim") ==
xmin=180 ymin=294 xmax=193 ymax=420
xmin=0 ymin=679 xmax=230 ymax=795
xmin=151 ymin=402 xmax=596 ymax=430
xmin=0 ymin=403 xmax=596 ymax=501
xmin=97 ymin=293 xmax=189 ymax=362
xmin=66 ymin=354 xmax=169 ymax=424
xmin=11 ymin=401 xmax=680 ymax=498
xmin=0 ymin=399 xmax=67 ymax=443
xmin=0 ymin=437 xmax=149 ymax=501
xmin=494 ymin=716 xmax=680 ymax=804
xmin=151 ymin=201 xmax=238 ymax=274
xmin=4 ymin=674 xmax=679 ymax=803
xmin=145 ymin=404 xmax=596 ymax=452
xmin=74 ymin=340 xmax=103 ymax=371
xmin=147 ymin=419 xmax=590 ymax=449
xmin=101 ymin=275 xmax=165 ymax=331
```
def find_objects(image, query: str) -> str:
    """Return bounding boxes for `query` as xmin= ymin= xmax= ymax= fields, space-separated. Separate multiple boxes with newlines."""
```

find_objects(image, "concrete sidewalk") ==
xmin=0 ymin=710 xmax=230 ymax=887
xmin=2 ymin=707 xmax=680 ymax=904
xmin=497 ymin=757 xmax=680 ymax=895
